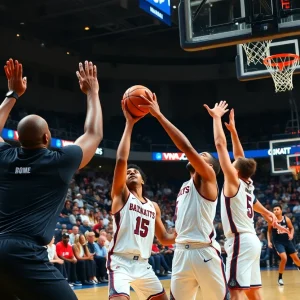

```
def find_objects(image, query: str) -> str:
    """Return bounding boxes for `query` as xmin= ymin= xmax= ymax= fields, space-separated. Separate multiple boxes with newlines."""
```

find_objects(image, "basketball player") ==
xmin=204 ymin=102 xmax=288 ymax=300
xmin=139 ymin=92 xmax=229 ymax=299
xmin=109 ymin=100 xmax=174 ymax=300
xmin=267 ymin=204 xmax=300 ymax=285
xmin=0 ymin=59 xmax=103 ymax=300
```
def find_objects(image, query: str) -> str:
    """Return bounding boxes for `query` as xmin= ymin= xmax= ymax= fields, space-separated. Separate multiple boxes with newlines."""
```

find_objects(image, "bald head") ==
xmin=17 ymin=115 xmax=51 ymax=148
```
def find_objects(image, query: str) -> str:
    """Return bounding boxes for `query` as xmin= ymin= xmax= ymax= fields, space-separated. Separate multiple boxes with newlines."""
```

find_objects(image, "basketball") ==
xmin=122 ymin=85 xmax=153 ymax=117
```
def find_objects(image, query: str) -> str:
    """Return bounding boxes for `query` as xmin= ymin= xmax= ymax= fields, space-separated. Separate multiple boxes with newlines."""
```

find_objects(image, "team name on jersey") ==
xmin=129 ymin=203 xmax=155 ymax=219
xmin=177 ymin=186 xmax=190 ymax=197
xmin=15 ymin=167 xmax=31 ymax=174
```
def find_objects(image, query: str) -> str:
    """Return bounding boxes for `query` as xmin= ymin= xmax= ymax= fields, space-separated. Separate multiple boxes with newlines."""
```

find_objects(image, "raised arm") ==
xmin=139 ymin=92 xmax=215 ymax=182
xmin=224 ymin=109 xmax=244 ymax=159
xmin=204 ymin=101 xmax=239 ymax=196
xmin=74 ymin=61 xmax=103 ymax=169
xmin=0 ymin=59 xmax=27 ymax=143
xmin=111 ymin=101 xmax=143 ymax=213
xmin=153 ymin=202 xmax=176 ymax=246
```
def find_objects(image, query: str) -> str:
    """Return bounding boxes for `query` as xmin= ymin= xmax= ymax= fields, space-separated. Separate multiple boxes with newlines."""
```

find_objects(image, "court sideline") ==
xmin=74 ymin=269 xmax=300 ymax=300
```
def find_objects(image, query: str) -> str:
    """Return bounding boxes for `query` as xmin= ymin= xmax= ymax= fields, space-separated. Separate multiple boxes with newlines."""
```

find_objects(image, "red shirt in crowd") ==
xmin=152 ymin=244 xmax=160 ymax=253
xmin=56 ymin=241 xmax=74 ymax=259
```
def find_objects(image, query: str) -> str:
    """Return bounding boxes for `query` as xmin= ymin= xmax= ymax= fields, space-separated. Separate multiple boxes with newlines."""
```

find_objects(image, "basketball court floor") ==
xmin=74 ymin=269 xmax=300 ymax=300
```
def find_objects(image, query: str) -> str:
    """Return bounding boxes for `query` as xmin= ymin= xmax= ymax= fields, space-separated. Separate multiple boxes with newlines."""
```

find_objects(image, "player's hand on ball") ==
xmin=224 ymin=109 xmax=236 ymax=132
xmin=121 ymin=100 xmax=143 ymax=125
xmin=139 ymin=91 xmax=161 ymax=118
xmin=76 ymin=61 xmax=99 ymax=94
xmin=4 ymin=58 xmax=27 ymax=97
xmin=203 ymin=101 xmax=229 ymax=118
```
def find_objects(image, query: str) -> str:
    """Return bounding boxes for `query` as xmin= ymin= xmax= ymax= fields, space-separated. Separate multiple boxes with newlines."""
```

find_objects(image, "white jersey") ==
xmin=221 ymin=179 xmax=256 ymax=238
xmin=108 ymin=193 xmax=156 ymax=259
xmin=175 ymin=178 xmax=218 ymax=244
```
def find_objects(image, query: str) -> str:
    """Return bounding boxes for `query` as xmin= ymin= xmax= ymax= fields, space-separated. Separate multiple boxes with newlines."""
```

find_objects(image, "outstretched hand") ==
xmin=4 ymin=58 xmax=27 ymax=97
xmin=224 ymin=109 xmax=236 ymax=133
xmin=265 ymin=211 xmax=290 ymax=234
xmin=76 ymin=61 xmax=99 ymax=94
xmin=139 ymin=91 xmax=161 ymax=118
xmin=203 ymin=101 xmax=229 ymax=118
xmin=121 ymin=100 xmax=144 ymax=125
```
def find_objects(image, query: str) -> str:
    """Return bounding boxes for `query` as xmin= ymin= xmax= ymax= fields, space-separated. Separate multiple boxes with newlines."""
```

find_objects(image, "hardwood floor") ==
xmin=74 ymin=269 xmax=300 ymax=299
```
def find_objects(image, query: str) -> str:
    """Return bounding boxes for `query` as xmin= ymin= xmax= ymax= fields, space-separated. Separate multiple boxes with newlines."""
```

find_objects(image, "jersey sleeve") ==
xmin=58 ymin=145 xmax=83 ymax=184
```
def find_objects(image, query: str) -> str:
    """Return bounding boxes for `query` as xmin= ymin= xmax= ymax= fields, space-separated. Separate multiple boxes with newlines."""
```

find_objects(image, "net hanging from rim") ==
xmin=263 ymin=53 xmax=299 ymax=93
xmin=242 ymin=40 xmax=272 ymax=65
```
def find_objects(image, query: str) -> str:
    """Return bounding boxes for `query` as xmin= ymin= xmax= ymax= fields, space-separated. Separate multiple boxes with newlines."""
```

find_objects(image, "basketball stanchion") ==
xmin=242 ymin=40 xmax=272 ymax=65
xmin=263 ymin=53 xmax=299 ymax=92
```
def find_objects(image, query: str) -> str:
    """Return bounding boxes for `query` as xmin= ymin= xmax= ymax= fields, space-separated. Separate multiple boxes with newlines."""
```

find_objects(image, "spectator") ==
xmin=79 ymin=220 xmax=92 ymax=234
xmin=69 ymin=226 xmax=79 ymax=245
xmin=79 ymin=207 xmax=89 ymax=223
xmin=47 ymin=236 xmax=68 ymax=282
xmin=69 ymin=207 xmax=79 ymax=225
xmin=93 ymin=218 xmax=104 ymax=237
xmin=74 ymin=193 xmax=84 ymax=208
xmin=56 ymin=233 xmax=81 ymax=286
xmin=72 ymin=234 xmax=97 ymax=285
xmin=94 ymin=236 xmax=109 ymax=282
xmin=61 ymin=200 xmax=72 ymax=217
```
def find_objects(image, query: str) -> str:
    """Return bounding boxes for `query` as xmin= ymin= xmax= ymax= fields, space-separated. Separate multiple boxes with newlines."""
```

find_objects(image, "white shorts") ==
xmin=107 ymin=254 xmax=164 ymax=299
xmin=170 ymin=243 xmax=229 ymax=300
xmin=225 ymin=232 xmax=262 ymax=290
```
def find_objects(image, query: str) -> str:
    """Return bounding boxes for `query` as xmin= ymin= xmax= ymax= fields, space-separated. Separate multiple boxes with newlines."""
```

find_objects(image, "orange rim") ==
xmin=263 ymin=53 xmax=299 ymax=71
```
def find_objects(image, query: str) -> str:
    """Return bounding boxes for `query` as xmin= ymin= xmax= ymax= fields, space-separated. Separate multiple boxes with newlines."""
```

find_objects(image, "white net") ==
xmin=263 ymin=54 xmax=299 ymax=93
xmin=242 ymin=40 xmax=272 ymax=65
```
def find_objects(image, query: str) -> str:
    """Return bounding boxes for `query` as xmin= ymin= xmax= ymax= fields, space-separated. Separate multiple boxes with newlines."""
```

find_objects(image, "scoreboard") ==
xmin=139 ymin=0 xmax=172 ymax=26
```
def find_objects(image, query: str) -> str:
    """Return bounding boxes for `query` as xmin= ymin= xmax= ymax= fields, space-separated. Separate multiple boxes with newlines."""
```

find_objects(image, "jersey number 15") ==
xmin=134 ymin=217 xmax=149 ymax=237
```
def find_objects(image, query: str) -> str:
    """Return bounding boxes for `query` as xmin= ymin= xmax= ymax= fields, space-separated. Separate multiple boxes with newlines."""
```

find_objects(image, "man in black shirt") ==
xmin=267 ymin=204 xmax=300 ymax=286
xmin=0 ymin=59 xmax=103 ymax=299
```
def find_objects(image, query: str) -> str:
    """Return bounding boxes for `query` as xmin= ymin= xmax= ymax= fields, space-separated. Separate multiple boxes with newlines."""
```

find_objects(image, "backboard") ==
xmin=236 ymin=37 xmax=300 ymax=80
xmin=179 ymin=0 xmax=300 ymax=51
xmin=269 ymin=137 xmax=300 ymax=175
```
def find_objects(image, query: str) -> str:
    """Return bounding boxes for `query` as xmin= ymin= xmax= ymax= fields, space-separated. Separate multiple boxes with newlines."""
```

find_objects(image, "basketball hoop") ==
xmin=289 ymin=165 xmax=300 ymax=180
xmin=263 ymin=53 xmax=299 ymax=93
xmin=242 ymin=40 xmax=272 ymax=65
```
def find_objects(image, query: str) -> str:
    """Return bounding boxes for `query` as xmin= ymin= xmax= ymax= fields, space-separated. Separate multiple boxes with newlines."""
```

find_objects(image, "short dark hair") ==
xmin=207 ymin=152 xmax=221 ymax=175
xmin=186 ymin=153 xmax=220 ymax=175
xmin=272 ymin=204 xmax=282 ymax=210
xmin=127 ymin=164 xmax=147 ymax=184
xmin=235 ymin=157 xmax=257 ymax=179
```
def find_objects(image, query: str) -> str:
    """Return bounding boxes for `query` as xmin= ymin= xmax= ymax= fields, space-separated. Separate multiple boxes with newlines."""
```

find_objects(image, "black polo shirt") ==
xmin=0 ymin=142 xmax=82 ymax=245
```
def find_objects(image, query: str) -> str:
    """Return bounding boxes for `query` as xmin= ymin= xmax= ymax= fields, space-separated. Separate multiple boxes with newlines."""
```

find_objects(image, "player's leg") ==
xmin=107 ymin=255 xmax=131 ymax=299
xmin=273 ymin=243 xmax=287 ymax=285
xmin=286 ymin=241 xmax=300 ymax=269
xmin=130 ymin=261 xmax=167 ymax=300
xmin=194 ymin=246 xmax=229 ymax=300
xmin=0 ymin=239 xmax=77 ymax=300
xmin=225 ymin=234 xmax=257 ymax=300
xmin=244 ymin=243 xmax=262 ymax=300
xmin=170 ymin=247 xmax=198 ymax=300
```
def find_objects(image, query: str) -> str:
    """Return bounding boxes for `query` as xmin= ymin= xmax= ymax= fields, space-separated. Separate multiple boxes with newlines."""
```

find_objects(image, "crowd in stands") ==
xmin=48 ymin=165 xmax=300 ymax=287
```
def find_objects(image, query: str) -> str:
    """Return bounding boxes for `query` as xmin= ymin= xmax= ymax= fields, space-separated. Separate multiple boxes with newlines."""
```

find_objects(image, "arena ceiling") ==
xmin=0 ymin=0 xmax=236 ymax=64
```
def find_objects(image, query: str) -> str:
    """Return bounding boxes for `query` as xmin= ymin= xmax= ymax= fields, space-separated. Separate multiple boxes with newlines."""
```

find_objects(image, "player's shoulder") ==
xmin=0 ymin=141 xmax=12 ymax=151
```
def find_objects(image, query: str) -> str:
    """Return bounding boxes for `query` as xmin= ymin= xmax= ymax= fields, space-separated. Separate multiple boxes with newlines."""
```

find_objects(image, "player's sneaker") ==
xmin=278 ymin=279 xmax=284 ymax=286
